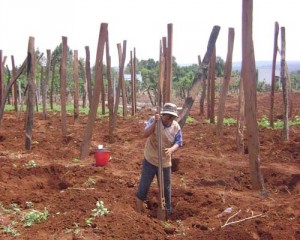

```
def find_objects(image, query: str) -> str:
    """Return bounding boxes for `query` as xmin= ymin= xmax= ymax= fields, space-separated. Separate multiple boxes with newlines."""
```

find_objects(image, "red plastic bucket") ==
xmin=95 ymin=148 xmax=110 ymax=167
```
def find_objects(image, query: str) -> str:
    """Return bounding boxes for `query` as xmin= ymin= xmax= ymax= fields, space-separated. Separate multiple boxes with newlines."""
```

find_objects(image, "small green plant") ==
xmin=1 ymin=221 xmax=20 ymax=236
xmin=92 ymin=200 xmax=110 ymax=217
xmin=0 ymin=203 xmax=21 ymax=215
xmin=24 ymin=160 xmax=37 ymax=168
xmin=204 ymin=117 xmax=236 ymax=126
xmin=84 ymin=177 xmax=96 ymax=187
xmin=186 ymin=116 xmax=195 ymax=124
xmin=85 ymin=217 xmax=94 ymax=227
xmin=85 ymin=200 xmax=110 ymax=227
xmin=222 ymin=117 xmax=237 ymax=126
xmin=22 ymin=208 xmax=49 ymax=227
xmin=258 ymin=115 xmax=300 ymax=129
xmin=65 ymin=223 xmax=81 ymax=235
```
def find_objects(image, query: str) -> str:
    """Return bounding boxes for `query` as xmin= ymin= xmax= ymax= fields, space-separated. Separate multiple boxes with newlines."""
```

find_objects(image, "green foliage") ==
xmin=185 ymin=116 xmax=195 ymax=124
xmin=24 ymin=160 xmax=37 ymax=168
xmin=290 ymin=72 xmax=300 ymax=90
xmin=84 ymin=177 xmax=96 ymax=187
xmin=92 ymin=200 xmax=110 ymax=217
xmin=22 ymin=208 xmax=49 ymax=227
xmin=85 ymin=200 xmax=110 ymax=227
xmin=0 ymin=203 xmax=21 ymax=215
xmin=259 ymin=115 xmax=300 ymax=129
xmin=204 ymin=117 xmax=237 ymax=126
xmin=65 ymin=223 xmax=81 ymax=235
xmin=1 ymin=221 xmax=20 ymax=236
xmin=222 ymin=117 xmax=237 ymax=126
xmin=216 ymin=56 xmax=225 ymax=77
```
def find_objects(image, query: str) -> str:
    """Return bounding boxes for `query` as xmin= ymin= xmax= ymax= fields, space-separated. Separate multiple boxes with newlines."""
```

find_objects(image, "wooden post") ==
xmin=242 ymin=0 xmax=265 ymax=192
xmin=209 ymin=47 xmax=216 ymax=124
xmin=50 ymin=61 xmax=56 ymax=110
xmin=198 ymin=56 xmax=206 ymax=116
xmin=0 ymin=58 xmax=26 ymax=123
xmin=178 ymin=26 xmax=220 ymax=128
xmin=117 ymin=41 xmax=127 ymax=117
xmin=25 ymin=37 xmax=36 ymax=150
xmin=80 ymin=23 xmax=108 ymax=160
xmin=79 ymin=60 xmax=87 ymax=108
xmin=105 ymin=34 xmax=114 ymax=143
xmin=216 ymin=28 xmax=235 ymax=136
xmin=236 ymin=76 xmax=245 ymax=153
xmin=73 ymin=50 xmax=79 ymax=123
xmin=42 ymin=50 xmax=51 ymax=120
xmin=269 ymin=22 xmax=279 ymax=128
xmin=11 ymin=56 xmax=18 ymax=112
xmin=130 ymin=49 xmax=136 ymax=116
xmin=280 ymin=27 xmax=289 ymax=141
xmin=133 ymin=48 xmax=137 ymax=113
xmin=85 ymin=46 xmax=92 ymax=109
xmin=60 ymin=36 xmax=68 ymax=139
xmin=166 ymin=23 xmax=173 ymax=103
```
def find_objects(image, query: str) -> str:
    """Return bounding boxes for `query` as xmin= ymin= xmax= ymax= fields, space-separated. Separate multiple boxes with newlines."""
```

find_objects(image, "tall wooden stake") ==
xmin=269 ymin=22 xmax=279 ymax=128
xmin=242 ymin=0 xmax=265 ymax=192
xmin=280 ymin=27 xmax=289 ymax=141
xmin=80 ymin=23 xmax=108 ymax=160
xmin=216 ymin=28 xmax=235 ymax=136
xmin=25 ymin=37 xmax=36 ymax=150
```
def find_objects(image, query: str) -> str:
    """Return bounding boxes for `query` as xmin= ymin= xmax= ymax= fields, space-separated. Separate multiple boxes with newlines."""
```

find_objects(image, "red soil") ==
xmin=0 ymin=92 xmax=299 ymax=240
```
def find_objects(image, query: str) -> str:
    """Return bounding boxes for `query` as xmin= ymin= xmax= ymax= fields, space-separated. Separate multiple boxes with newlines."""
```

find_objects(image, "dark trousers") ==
xmin=136 ymin=159 xmax=172 ymax=213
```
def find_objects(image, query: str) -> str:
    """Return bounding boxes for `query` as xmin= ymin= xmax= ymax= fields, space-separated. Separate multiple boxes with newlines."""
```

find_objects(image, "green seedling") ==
xmin=84 ymin=177 xmax=96 ymax=187
xmin=92 ymin=200 xmax=110 ymax=217
xmin=24 ymin=160 xmax=37 ymax=168
xmin=1 ymin=221 xmax=20 ymax=236
xmin=22 ymin=208 xmax=49 ymax=227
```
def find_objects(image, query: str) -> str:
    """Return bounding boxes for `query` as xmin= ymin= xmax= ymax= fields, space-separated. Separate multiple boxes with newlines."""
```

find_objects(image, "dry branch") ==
xmin=221 ymin=209 xmax=264 ymax=228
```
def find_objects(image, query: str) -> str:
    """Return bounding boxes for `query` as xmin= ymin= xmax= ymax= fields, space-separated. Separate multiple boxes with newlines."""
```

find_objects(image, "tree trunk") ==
xmin=85 ymin=46 xmax=92 ymax=109
xmin=50 ymin=62 xmax=56 ymax=110
xmin=42 ymin=50 xmax=51 ymax=120
xmin=0 ymin=58 xmax=27 ymax=124
xmin=164 ymin=24 xmax=173 ymax=103
xmin=198 ymin=55 xmax=206 ymax=116
xmin=178 ymin=26 xmax=220 ymax=128
xmin=242 ymin=0 xmax=265 ymax=192
xmin=60 ymin=36 xmax=68 ymax=139
xmin=11 ymin=56 xmax=18 ymax=112
xmin=209 ymin=47 xmax=216 ymax=124
xmin=216 ymin=28 xmax=235 ymax=136
xmin=25 ymin=37 xmax=36 ymax=150
xmin=280 ymin=27 xmax=289 ymax=141
xmin=269 ymin=22 xmax=279 ymax=128
xmin=130 ymin=49 xmax=136 ymax=116
xmin=105 ymin=35 xmax=114 ymax=143
xmin=117 ymin=41 xmax=127 ymax=117
xmin=73 ymin=50 xmax=79 ymax=123
xmin=236 ymin=76 xmax=245 ymax=153
xmin=80 ymin=23 xmax=108 ymax=160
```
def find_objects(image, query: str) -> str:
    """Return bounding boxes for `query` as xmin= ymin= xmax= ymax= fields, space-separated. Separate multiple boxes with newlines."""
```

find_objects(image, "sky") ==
xmin=1 ymin=0 xmax=300 ymax=67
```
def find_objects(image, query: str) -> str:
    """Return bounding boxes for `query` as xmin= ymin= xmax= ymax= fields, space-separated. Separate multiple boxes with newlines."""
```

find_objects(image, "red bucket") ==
xmin=95 ymin=148 xmax=110 ymax=167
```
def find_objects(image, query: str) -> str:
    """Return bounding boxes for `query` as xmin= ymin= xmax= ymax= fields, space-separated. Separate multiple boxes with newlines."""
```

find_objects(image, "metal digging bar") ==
xmin=157 ymin=49 xmax=166 ymax=221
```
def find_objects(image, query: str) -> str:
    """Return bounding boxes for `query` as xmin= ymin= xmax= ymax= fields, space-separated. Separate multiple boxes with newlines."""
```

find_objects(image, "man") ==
xmin=136 ymin=102 xmax=183 ymax=215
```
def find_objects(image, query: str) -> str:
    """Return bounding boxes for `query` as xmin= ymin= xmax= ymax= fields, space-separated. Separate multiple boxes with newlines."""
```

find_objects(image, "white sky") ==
xmin=1 ymin=0 xmax=299 ymax=67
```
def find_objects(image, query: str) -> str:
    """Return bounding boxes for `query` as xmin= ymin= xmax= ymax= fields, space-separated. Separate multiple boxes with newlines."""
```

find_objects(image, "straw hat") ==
xmin=160 ymin=103 xmax=178 ymax=117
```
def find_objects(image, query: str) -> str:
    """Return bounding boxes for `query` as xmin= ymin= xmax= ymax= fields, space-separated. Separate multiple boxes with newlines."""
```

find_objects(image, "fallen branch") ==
xmin=221 ymin=209 xmax=264 ymax=228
